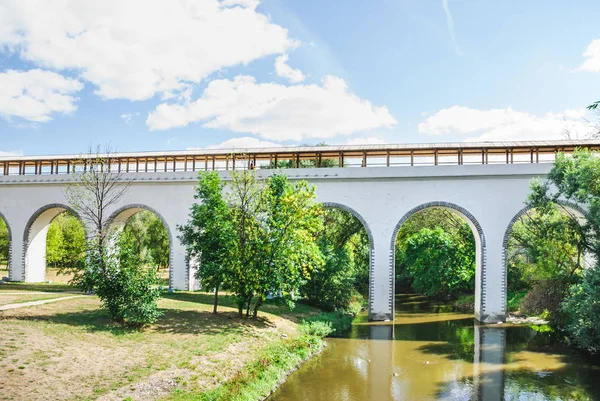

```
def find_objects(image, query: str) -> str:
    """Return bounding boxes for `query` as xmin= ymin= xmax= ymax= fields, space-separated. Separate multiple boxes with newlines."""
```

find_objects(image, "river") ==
xmin=270 ymin=294 xmax=600 ymax=401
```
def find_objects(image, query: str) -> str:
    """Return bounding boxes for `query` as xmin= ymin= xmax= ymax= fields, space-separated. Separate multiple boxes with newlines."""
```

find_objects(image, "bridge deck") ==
xmin=1 ymin=140 xmax=599 ymax=176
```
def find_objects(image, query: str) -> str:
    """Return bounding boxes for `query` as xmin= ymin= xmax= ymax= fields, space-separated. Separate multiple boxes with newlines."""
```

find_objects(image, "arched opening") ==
xmin=391 ymin=202 xmax=485 ymax=319
xmin=0 ymin=212 xmax=11 ymax=280
xmin=24 ymin=204 xmax=85 ymax=283
xmin=108 ymin=205 xmax=172 ymax=289
xmin=503 ymin=202 xmax=588 ymax=318
xmin=300 ymin=202 xmax=373 ymax=312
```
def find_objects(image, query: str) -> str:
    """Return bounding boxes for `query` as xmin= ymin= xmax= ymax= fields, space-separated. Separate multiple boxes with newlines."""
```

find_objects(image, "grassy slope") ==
xmin=0 ymin=288 xmax=323 ymax=401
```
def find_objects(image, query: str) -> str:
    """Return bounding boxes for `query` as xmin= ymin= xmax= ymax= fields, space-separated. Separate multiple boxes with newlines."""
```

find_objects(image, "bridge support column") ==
xmin=170 ymin=241 xmax=189 ymax=291
xmin=7 ymin=222 xmax=24 ymax=282
xmin=473 ymin=325 xmax=506 ymax=400
xmin=479 ymin=232 xmax=506 ymax=323
xmin=369 ymin=228 xmax=395 ymax=321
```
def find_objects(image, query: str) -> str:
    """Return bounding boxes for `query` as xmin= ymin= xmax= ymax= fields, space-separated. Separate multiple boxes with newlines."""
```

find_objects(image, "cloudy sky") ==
xmin=0 ymin=0 xmax=599 ymax=156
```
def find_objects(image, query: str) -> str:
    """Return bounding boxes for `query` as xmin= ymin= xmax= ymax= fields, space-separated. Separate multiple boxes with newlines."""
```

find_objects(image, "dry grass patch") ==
xmin=0 ymin=293 xmax=71 ymax=307
xmin=0 ymin=291 xmax=318 ymax=401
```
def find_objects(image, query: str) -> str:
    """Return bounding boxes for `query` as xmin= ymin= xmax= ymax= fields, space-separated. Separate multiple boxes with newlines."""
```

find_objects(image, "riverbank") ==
xmin=0 ymin=284 xmax=335 ymax=401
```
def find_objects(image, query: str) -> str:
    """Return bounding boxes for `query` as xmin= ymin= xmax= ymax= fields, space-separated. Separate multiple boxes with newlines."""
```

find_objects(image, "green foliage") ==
xmin=45 ymin=213 xmax=86 ymax=272
xmin=119 ymin=210 xmax=170 ymax=271
xmin=401 ymin=227 xmax=475 ymax=297
xmin=560 ymin=264 xmax=600 ymax=354
xmin=301 ymin=208 xmax=370 ymax=312
xmin=526 ymin=149 xmax=600 ymax=354
xmin=299 ymin=320 xmax=334 ymax=337
xmin=182 ymin=171 xmax=324 ymax=318
xmin=395 ymin=209 xmax=475 ymax=296
xmin=0 ymin=217 xmax=9 ymax=266
xmin=179 ymin=172 xmax=236 ymax=313
xmin=78 ymin=237 xmax=162 ymax=327
xmin=507 ymin=207 xmax=583 ymax=294
xmin=302 ymin=310 xmax=354 ymax=337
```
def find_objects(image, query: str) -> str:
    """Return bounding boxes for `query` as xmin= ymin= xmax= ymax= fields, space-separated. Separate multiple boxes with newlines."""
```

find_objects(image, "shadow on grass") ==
xmin=0 ymin=282 xmax=80 ymax=293
xmin=162 ymin=291 xmax=320 ymax=320
xmin=1 ymin=305 xmax=273 ymax=336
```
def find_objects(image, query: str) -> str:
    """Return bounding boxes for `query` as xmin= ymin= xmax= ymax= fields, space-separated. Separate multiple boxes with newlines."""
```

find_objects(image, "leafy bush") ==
xmin=303 ymin=311 xmax=354 ymax=337
xmin=402 ymin=227 xmax=475 ymax=297
xmin=520 ymin=280 xmax=567 ymax=317
xmin=302 ymin=242 xmax=356 ymax=311
xmin=560 ymin=267 xmax=600 ymax=355
xmin=78 ymin=239 xmax=162 ymax=327
xmin=299 ymin=320 xmax=333 ymax=337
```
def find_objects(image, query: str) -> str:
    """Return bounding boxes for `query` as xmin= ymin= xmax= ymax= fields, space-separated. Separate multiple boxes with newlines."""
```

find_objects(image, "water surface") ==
xmin=270 ymin=294 xmax=600 ymax=401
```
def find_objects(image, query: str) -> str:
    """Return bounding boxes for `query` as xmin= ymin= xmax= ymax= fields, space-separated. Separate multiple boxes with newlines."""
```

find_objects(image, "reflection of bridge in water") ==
xmin=368 ymin=324 xmax=506 ymax=400
xmin=0 ymin=140 xmax=596 ymax=323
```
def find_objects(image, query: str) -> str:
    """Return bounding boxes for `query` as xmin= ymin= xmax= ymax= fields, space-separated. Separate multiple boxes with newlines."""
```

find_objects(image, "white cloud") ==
xmin=0 ymin=150 xmax=24 ymax=157
xmin=577 ymin=38 xmax=600 ymax=72
xmin=0 ymin=0 xmax=297 ymax=101
xmin=344 ymin=137 xmax=388 ymax=145
xmin=442 ymin=0 xmax=462 ymax=56
xmin=418 ymin=105 xmax=594 ymax=141
xmin=200 ymin=136 xmax=282 ymax=149
xmin=275 ymin=54 xmax=305 ymax=83
xmin=0 ymin=69 xmax=82 ymax=123
xmin=121 ymin=112 xmax=140 ymax=125
xmin=147 ymin=75 xmax=397 ymax=141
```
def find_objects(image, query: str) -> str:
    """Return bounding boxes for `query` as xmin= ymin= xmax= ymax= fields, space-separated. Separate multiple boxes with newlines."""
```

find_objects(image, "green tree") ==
xmin=402 ymin=227 xmax=475 ymax=297
xmin=179 ymin=172 xmax=236 ymax=314
xmin=395 ymin=209 xmax=475 ymax=295
xmin=527 ymin=149 xmax=600 ymax=354
xmin=119 ymin=211 xmax=170 ymax=271
xmin=247 ymin=173 xmax=324 ymax=317
xmin=45 ymin=213 xmax=86 ymax=272
xmin=0 ymin=218 xmax=8 ymax=267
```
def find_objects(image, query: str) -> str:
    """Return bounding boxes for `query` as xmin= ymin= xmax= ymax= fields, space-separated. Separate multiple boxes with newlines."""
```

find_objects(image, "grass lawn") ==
xmin=0 ymin=287 xmax=320 ymax=401
xmin=0 ymin=293 xmax=74 ymax=307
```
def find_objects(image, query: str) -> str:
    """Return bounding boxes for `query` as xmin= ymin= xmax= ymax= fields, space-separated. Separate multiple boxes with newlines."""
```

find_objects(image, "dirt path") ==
xmin=0 ymin=295 xmax=86 ymax=311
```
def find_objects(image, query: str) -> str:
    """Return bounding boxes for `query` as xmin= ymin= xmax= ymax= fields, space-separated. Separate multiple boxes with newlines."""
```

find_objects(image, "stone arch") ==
xmin=107 ymin=204 xmax=174 ymax=289
xmin=321 ymin=202 xmax=375 ymax=316
xmin=390 ymin=201 xmax=487 ymax=320
xmin=23 ymin=203 xmax=84 ymax=282
xmin=0 ymin=211 xmax=13 ymax=281
xmin=502 ymin=200 xmax=588 ymax=315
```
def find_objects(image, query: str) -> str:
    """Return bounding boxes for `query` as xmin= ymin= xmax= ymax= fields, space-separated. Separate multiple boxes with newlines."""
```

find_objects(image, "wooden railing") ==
xmin=2 ymin=140 xmax=599 ymax=176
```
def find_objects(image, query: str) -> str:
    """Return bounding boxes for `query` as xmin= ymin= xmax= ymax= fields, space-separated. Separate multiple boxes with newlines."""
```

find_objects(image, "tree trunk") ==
xmin=245 ymin=297 xmax=252 ymax=318
xmin=253 ymin=296 xmax=263 ymax=318
xmin=213 ymin=282 xmax=220 ymax=315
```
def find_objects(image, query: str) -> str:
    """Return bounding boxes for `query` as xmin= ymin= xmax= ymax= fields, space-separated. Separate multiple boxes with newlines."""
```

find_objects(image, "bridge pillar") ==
xmin=369 ymin=226 xmax=395 ymax=321
xmin=479 ymin=227 xmax=506 ymax=323
xmin=473 ymin=325 xmax=506 ymax=400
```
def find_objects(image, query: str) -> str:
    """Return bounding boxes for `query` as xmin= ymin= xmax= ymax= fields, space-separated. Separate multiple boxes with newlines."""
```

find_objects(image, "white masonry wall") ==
xmin=0 ymin=163 xmax=554 ymax=323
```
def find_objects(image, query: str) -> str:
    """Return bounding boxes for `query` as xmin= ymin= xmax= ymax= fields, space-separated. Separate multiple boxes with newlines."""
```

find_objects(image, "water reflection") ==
xmin=270 ymin=295 xmax=600 ymax=401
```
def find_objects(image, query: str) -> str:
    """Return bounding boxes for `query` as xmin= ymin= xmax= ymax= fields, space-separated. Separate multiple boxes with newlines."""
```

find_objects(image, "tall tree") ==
xmin=179 ymin=172 xmax=236 ymax=314
xmin=527 ymin=149 xmax=600 ymax=354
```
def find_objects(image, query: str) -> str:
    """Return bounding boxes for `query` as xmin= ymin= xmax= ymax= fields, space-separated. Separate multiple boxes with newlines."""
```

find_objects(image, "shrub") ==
xmin=299 ymin=320 xmax=333 ymax=337
xmin=560 ymin=267 xmax=600 ymax=355
xmin=520 ymin=280 xmax=567 ymax=317
xmin=78 ymin=240 xmax=162 ymax=327
xmin=303 ymin=311 xmax=354 ymax=337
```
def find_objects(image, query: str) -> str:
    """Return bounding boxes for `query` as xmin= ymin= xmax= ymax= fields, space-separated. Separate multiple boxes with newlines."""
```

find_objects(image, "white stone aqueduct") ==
xmin=0 ymin=142 xmax=592 ymax=323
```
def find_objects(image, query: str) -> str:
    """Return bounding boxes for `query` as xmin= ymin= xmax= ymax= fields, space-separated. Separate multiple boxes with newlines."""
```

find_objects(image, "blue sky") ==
xmin=0 ymin=0 xmax=599 ymax=156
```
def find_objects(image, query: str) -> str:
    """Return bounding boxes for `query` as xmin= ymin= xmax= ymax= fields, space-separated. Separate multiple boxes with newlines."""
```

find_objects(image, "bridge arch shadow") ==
xmin=107 ymin=204 xmax=174 ymax=289
xmin=390 ymin=201 xmax=486 ymax=321
xmin=23 ymin=203 xmax=85 ymax=282
xmin=0 ymin=211 xmax=12 ymax=280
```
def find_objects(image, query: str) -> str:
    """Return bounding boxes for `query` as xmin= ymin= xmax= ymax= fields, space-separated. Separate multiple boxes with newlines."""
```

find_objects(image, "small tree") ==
xmin=179 ymin=171 xmax=236 ymax=314
xmin=66 ymin=146 xmax=161 ymax=326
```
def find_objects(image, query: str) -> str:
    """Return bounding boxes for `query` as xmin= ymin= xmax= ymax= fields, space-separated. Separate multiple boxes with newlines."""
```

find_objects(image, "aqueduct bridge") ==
xmin=0 ymin=139 xmax=597 ymax=323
